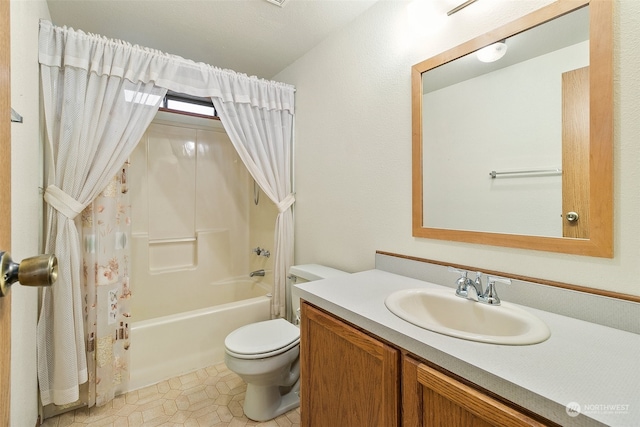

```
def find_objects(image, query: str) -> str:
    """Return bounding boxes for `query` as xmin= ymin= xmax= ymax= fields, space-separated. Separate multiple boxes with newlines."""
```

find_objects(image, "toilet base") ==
xmin=243 ymin=379 xmax=300 ymax=422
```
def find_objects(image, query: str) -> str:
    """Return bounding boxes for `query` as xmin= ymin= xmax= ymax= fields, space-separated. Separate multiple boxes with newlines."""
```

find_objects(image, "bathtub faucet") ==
xmin=250 ymin=269 xmax=265 ymax=277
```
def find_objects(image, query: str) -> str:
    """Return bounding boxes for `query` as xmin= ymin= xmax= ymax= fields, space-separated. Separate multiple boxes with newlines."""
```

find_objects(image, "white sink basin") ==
xmin=384 ymin=288 xmax=550 ymax=345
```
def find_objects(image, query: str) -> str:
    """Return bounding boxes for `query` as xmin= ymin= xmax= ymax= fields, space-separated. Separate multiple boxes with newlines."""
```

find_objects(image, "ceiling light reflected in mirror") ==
xmin=476 ymin=41 xmax=508 ymax=63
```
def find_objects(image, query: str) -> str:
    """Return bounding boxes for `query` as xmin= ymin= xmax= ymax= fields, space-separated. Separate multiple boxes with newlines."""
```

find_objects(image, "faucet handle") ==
xmin=448 ymin=267 xmax=470 ymax=297
xmin=480 ymin=276 xmax=511 ymax=306
xmin=252 ymin=246 xmax=270 ymax=257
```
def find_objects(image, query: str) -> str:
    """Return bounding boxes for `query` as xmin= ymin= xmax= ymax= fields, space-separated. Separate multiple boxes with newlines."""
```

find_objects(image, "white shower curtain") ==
xmin=38 ymin=20 xmax=295 ymax=406
xmin=38 ymin=55 xmax=166 ymax=406
xmin=213 ymin=100 xmax=294 ymax=318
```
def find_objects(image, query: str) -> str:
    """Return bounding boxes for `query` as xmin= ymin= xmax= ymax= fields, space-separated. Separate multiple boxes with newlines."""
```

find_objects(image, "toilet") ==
xmin=224 ymin=264 xmax=349 ymax=422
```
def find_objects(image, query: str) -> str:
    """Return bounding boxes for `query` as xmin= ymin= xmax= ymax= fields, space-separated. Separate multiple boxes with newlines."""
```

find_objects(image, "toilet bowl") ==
xmin=224 ymin=264 xmax=348 ymax=421
xmin=224 ymin=319 xmax=301 ymax=421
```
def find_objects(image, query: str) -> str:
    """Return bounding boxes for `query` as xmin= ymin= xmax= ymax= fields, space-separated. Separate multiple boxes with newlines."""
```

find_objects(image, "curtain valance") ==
xmin=38 ymin=20 xmax=295 ymax=113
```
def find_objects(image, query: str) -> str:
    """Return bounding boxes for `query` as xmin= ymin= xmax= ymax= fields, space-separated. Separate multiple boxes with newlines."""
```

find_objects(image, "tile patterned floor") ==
xmin=40 ymin=362 xmax=301 ymax=427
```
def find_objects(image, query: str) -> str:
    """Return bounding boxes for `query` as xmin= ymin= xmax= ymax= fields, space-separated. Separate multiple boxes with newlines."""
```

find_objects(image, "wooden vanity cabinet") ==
xmin=402 ymin=356 xmax=551 ymax=427
xmin=301 ymin=301 xmax=555 ymax=427
xmin=300 ymin=302 xmax=400 ymax=427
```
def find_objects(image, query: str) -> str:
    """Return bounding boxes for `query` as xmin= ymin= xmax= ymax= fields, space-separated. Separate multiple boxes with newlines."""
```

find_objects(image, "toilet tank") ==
xmin=287 ymin=264 xmax=349 ymax=324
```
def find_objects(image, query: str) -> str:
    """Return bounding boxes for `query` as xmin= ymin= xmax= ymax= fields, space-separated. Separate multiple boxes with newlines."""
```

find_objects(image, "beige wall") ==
xmin=276 ymin=0 xmax=640 ymax=297
xmin=10 ymin=0 xmax=51 ymax=426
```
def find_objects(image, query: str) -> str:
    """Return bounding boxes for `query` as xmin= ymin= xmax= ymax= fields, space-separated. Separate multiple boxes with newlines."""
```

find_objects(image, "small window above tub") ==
xmin=160 ymin=92 xmax=218 ymax=118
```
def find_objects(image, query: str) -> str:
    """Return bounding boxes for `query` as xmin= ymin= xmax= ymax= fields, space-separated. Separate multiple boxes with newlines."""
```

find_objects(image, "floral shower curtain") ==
xmin=80 ymin=167 xmax=132 ymax=406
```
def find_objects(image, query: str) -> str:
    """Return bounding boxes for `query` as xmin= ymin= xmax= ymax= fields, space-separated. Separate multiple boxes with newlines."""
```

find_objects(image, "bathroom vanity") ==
xmin=296 ymin=253 xmax=640 ymax=427
xmin=301 ymin=302 xmax=548 ymax=426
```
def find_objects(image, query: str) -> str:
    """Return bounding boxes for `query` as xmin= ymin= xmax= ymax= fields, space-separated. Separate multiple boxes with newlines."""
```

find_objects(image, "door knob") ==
xmin=0 ymin=251 xmax=57 ymax=297
xmin=565 ymin=212 xmax=579 ymax=222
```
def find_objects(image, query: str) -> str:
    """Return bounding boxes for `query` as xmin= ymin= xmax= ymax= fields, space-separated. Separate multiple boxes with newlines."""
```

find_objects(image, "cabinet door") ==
xmin=402 ymin=356 xmax=553 ymax=427
xmin=301 ymin=302 xmax=399 ymax=427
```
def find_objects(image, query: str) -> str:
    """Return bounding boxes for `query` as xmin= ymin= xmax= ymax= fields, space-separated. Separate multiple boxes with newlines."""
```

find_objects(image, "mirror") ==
xmin=412 ymin=0 xmax=612 ymax=257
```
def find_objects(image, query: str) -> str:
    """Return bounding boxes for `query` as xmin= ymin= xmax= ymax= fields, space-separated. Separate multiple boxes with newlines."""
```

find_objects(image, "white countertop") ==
xmin=295 ymin=269 xmax=640 ymax=427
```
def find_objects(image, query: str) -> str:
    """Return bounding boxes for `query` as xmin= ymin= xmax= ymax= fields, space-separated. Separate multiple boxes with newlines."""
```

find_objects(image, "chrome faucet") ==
xmin=449 ymin=268 xmax=483 ymax=300
xmin=448 ymin=267 xmax=511 ymax=305
xmin=250 ymin=269 xmax=265 ymax=277
xmin=253 ymin=246 xmax=270 ymax=258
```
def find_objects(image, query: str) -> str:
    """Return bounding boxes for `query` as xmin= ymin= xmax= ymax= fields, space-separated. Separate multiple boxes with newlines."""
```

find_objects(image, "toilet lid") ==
xmin=225 ymin=318 xmax=300 ymax=358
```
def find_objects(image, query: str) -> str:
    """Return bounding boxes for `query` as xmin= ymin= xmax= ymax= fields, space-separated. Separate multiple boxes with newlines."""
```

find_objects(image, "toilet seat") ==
xmin=225 ymin=318 xmax=300 ymax=360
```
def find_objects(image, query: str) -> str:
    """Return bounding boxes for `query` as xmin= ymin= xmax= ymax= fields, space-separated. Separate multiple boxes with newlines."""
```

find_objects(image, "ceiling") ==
xmin=46 ymin=0 xmax=379 ymax=80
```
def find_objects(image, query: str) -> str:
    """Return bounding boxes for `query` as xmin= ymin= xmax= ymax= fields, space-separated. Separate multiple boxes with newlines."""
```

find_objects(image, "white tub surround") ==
xmin=295 ymin=261 xmax=640 ymax=426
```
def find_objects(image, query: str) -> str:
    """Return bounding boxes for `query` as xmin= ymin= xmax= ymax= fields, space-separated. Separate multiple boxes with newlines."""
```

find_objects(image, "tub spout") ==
xmin=250 ymin=269 xmax=265 ymax=277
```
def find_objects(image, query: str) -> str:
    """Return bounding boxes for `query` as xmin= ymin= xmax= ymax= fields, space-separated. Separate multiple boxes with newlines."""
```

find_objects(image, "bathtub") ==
xmin=129 ymin=279 xmax=271 ymax=391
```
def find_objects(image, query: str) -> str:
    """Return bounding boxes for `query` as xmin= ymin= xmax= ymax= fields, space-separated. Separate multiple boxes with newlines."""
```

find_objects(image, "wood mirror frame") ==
xmin=412 ymin=0 xmax=612 ymax=257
